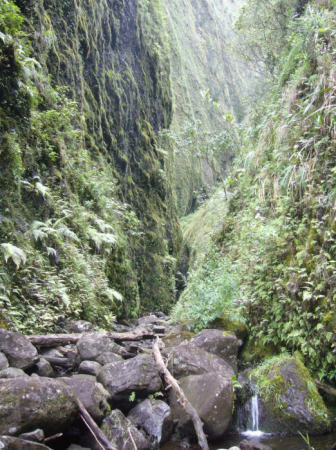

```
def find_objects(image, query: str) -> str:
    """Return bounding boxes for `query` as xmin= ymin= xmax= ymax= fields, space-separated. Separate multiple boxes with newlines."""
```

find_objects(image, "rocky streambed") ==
xmin=0 ymin=314 xmax=335 ymax=450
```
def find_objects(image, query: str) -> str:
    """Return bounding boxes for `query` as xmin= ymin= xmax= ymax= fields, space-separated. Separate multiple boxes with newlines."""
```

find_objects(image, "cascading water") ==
xmin=242 ymin=393 xmax=266 ymax=438
xmin=251 ymin=394 xmax=259 ymax=431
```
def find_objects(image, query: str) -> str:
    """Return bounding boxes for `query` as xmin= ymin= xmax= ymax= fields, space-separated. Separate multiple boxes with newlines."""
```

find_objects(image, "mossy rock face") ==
xmin=240 ymin=338 xmax=279 ymax=366
xmin=209 ymin=316 xmax=248 ymax=341
xmin=250 ymin=356 xmax=331 ymax=435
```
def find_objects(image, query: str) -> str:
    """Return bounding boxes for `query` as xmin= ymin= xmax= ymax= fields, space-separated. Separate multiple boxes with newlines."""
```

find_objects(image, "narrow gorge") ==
xmin=1 ymin=0 xmax=336 ymax=449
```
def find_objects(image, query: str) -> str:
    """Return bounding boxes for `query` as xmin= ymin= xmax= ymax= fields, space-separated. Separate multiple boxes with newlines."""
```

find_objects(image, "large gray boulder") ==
xmin=0 ymin=436 xmax=51 ymax=449
xmin=0 ymin=329 xmax=38 ymax=369
xmin=78 ymin=360 xmax=102 ymax=377
xmin=0 ymin=368 xmax=28 ymax=378
xmin=167 ymin=342 xmax=234 ymax=379
xmin=99 ymin=410 xmax=149 ymax=450
xmin=128 ymin=399 xmax=173 ymax=445
xmin=0 ymin=378 xmax=78 ymax=435
xmin=98 ymin=354 xmax=161 ymax=400
xmin=250 ymin=356 xmax=331 ymax=435
xmin=169 ymin=372 xmax=233 ymax=439
xmin=77 ymin=333 xmax=128 ymax=361
xmin=190 ymin=329 xmax=239 ymax=371
xmin=0 ymin=352 xmax=9 ymax=371
xmin=60 ymin=375 xmax=110 ymax=422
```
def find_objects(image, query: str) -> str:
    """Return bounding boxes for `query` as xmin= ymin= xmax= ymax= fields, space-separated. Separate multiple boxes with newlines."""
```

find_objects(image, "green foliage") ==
xmin=172 ymin=252 xmax=244 ymax=332
xmin=0 ymin=0 xmax=23 ymax=34
xmin=0 ymin=243 xmax=26 ymax=269
xmin=0 ymin=0 xmax=181 ymax=332
xmin=175 ymin=1 xmax=336 ymax=383
xmin=234 ymin=0 xmax=303 ymax=74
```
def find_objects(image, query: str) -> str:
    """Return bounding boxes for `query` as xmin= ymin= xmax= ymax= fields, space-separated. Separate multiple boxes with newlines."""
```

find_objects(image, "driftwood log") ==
xmin=28 ymin=328 xmax=155 ymax=347
xmin=76 ymin=396 xmax=116 ymax=450
xmin=153 ymin=338 xmax=209 ymax=450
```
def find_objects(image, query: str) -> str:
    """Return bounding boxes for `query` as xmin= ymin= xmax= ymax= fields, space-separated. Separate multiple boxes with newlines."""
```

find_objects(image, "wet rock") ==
xmin=0 ymin=436 xmax=51 ymax=449
xmin=239 ymin=440 xmax=271 ymax=450
xmin=67 ymin=446 xmax=91 ymax=450
xmin=35 ymin=358 xmax=54 ymax=378
xmin=0 ymin=368 xmax=29 ymax=378
xmin=19 ymin=429 xmax=45 ymax=442
xmin=190 ymin=329 xmax=239 ymax=371
xmin=98 ymin=354 xmax=161 ymax=400
xmin=60 ymin=375 xmax=110 ymax=422
xmin=0 ymin=352 xmax=9 ymax=371
xmin=0 ymin=329 xmax=38 ymax=370
xmin=96 ymin=352 xmax=122 ymax=366
xmin=77 ymin=333 xmax=129 ymax=361
xmin=78 ymin=360 xmax=101 ymax=376
xmin=128 ymin=399 xmax=173 ymax=445
xmin=99 ymin=410 xmax=149 ymax=450
xmin=170 ymin=372 xmax=233 ymax=439
xmin=66 ymin=320 xmax=94 ymax=333
xmin=169 ymin=373 xmax=233 ymax=439
xmin=250 ymin=356 xmax=331 ymax=435
xmin=163 ymin=331 xmax=195 ymax=348
xmin=138 ymin=315 xmax=160 ymax=326
xmin=167 ymin=342 xmax=235 ymax=379
xmin=0 ymin=378 xmax=78 ymax=435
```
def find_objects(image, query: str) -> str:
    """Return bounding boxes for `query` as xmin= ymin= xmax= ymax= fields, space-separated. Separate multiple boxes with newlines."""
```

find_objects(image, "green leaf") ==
xmin=0 ymin=243 xmax=26 ymax=269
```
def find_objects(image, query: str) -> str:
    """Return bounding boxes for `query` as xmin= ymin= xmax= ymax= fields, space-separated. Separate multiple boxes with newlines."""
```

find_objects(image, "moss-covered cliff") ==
xmin=0 ymin=0 xmax=181 ymax=332
xmin=161 ymin=0 xmax=255 ymax=216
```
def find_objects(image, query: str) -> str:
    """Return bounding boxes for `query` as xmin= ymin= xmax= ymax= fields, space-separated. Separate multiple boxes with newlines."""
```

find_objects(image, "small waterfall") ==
xmin=242 ymin=393 xmax=266 ymax=438
xmin=251 ymin=394 xmax=259 ymax=431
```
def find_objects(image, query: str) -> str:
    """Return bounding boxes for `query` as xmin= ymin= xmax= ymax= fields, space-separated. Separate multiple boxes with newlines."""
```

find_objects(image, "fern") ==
xmin=0 ymin=243 xmax=26 ymax=269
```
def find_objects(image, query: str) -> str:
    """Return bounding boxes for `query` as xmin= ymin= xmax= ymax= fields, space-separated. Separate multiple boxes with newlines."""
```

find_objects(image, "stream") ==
xmin=163 ymin=432 xmax=336 ymax=450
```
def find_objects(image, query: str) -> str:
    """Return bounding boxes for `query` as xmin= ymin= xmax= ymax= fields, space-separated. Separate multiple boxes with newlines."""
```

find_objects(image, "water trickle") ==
xmin=242 ymin=393 xmax=266 ymax=438
xmin=251 ymin=394 xmax=259 ymax=431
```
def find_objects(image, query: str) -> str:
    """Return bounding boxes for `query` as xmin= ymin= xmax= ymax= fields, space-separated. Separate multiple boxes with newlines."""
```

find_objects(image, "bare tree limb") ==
xmin=28 ymin=328 xmax=154 ymax=347
xmin=75 ymin=397 xmax=116 ymax=450
xmin=153 ymin=338 xmax=209 ymax=450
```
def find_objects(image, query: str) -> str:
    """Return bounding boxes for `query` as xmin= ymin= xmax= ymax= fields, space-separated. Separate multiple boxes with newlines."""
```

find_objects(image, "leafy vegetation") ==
xmin=0 ymin=0 xmax=181 ymax=332
xmin=177 ymin=0 xmax=336 ymax=383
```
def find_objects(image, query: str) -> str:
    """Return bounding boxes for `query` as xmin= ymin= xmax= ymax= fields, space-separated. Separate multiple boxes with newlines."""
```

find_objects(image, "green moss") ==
xmin=250 ymin=356 xmax=330 ymax=433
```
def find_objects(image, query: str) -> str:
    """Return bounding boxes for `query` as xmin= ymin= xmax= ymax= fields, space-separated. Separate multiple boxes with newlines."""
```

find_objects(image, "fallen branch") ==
xmin=315 ymin=379 xmax=336 ymax=401
xmin=42 ymin=355 xmax=74 ymax=367
xmin=153 ymin=338 xmax=209 ymax=450
xmin=76 ymin=396 xmax=116 ymax=450
xmin=28 ymin=328 xmax=154 ymax=347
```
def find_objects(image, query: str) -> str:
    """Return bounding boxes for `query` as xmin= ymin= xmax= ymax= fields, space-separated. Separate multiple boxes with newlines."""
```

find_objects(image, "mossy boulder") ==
xmin=0 ymin=378 xmax=78 ymax=435
xmin=250 ymin=356 xmax=330 ymax=435
xmin=240 ymin=338 xmax=279 ymax=366
xmin=209 ymin=317 xmax=248 ymax=340
xmin=190 ymin=329 xmax=239 ymax=371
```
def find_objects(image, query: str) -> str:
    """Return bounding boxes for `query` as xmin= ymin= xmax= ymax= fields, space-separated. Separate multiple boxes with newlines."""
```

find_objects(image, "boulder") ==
xmin=250 ymin=356 xmax=331 ymax=435
xmin=35 ymin=359 xmax=54 ymax=378
xmin=0 ymin=352 xmax=9 ymax=371
xmin=19 ymin=429 xmax=45 ymax=442
xmin=60 ymin=375 xmax=110 ymax=422
xmin=128 ymin=399 xmax=173 ymax=444
xmin=0 ymin=436 xmax=51 ymax=449
xmin=137 ymin=315 xmax=160 ymax=326
xmin=0 ymin=368 xmax=28 ymax=378
xmin=190 ymin=329 xmax=239 ymax=371
xmin=66 ymin=320 xmax=94 ymax=333
xmin=78 ymin=361 xmax=102 ymax=377
xmin=99 ymin=410 xmax=149 ymax=450
xmin=96 ymin=352 xmax=122 ymax=366
xmin=77 ymin=333 xmax=129 ymax=361
xmin=0 ymin=378 xmax=78 ymax=435
xmin=239 ymin=440 xmax=271 ymax=450
xmin=98 ymin=354 xmax=161 ymax=400
xmin=169 ymin=372 xmax=233 ymax=439
xmin=167 ymin=343 xmax=235 ymax=379
xmin=0 ymin=329 xmax=38 ymax=369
